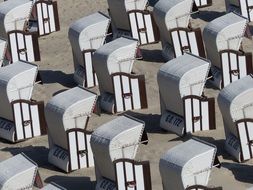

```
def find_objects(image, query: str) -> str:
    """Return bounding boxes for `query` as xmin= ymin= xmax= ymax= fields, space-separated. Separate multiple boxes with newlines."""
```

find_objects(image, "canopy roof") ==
xmin=153 ymin=0 xmax=193 ymax=43
xmin=0 ymin=61 xmax=37 ymax=121
xmin=158 ymin=53 xmax=210 ymax=116
xmin=203 ymin=12 xmax=248 ymax=68
xmin=0 ymin=153 xmax=37 ymax=190
xmin=93 ymin=37 xmax=138 ymax=94
xmin=218 ymin=75 xmax=253 ymax=137
xmin=90 ymin=115 xmax=145 ymax=181
xmin=45 ymin=86 xmax=97 ymax=150
xmin=0 ymin=0 xmax=33 ymax=38
xmin=160 ymin=139 xmax=216 ymax=190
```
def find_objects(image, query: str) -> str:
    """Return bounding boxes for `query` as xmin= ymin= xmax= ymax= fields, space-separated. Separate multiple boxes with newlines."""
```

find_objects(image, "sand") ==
xmin=0 ymin=0 xmax=253 ymax=189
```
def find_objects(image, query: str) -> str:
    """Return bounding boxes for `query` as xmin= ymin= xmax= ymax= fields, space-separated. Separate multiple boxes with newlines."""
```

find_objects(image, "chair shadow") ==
xmin=45 ymin=175 xmax=96 ymax=190
xmin=148 ymin=0 xmax=159 ymax=7
xmin=192 ymin=11 xmax=226 ymax=22
xmin=141 ymin=49 xmax=166 ymax=63
xmin=39 ymin=70 xmax=76 ymax=88
xmin=222 ymin=162 xmax=253 ymax=184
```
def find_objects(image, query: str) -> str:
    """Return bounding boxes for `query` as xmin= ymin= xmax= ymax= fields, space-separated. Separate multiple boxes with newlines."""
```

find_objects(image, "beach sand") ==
xmin=0 ymin=0 xmax=252 ymax=189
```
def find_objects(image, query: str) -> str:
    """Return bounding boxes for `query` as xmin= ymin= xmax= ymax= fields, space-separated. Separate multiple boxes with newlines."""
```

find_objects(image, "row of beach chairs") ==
xmin=0 ymin=0 xmax=253 ymax=189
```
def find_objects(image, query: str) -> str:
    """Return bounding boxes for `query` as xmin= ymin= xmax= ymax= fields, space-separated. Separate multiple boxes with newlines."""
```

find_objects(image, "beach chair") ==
xmin=0 ymin=61 xmax=46 ymax=143
xmin=0 ymin=153 xmax=43 ymax=189
xmin=107 ymin=0 xmax=159 ymax=45
xmin=194 ymin=0 xmax=212 ymax=8
xmin=160 ymin=138 xmax=221 ymax=190
xmin=203 ymin=12 xmax=252 ymax=89
xmin=0 ymin=0 xmax=40 ymax=62
xmin=41 ymin=183 xmax=66 ymax=190
xmin=158 ymin=53 xmax=215 ymax=136
xmin=90 ymin=115 xmax=151 ymax=190
xmin=218 ymin=75 xmax=253 ymax=162
xmin=68 ymin=12 xmax=111 ymax=88
xmin=29 ymin=0 xmax=60 ymax=36
xmin=225 ymin=0 xmax=253 ymax=22
xmin=46 ymin=86 xmax=97 ymax=172
xmin=93 ymin=36 xmax=148 ymax=114
xmin=153 ymin=0 xmax=206 ymax=61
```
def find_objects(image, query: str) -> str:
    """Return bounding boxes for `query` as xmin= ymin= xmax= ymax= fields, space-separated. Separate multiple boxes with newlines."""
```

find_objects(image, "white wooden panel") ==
xmin=30 ymin=105 xmax=41 ymax=137
xmin=86 ymin=135 xmax=94 ymax=167
xmin=25 ymin=35 xmax=35 ymax=62
xmin=22 ymin=103 xmax=32 ymax=139
xmin=9 ymin=33 xmax=18 ymax=62
xmin=221 ymin=52 xmax=230 ymax=87
xmin=238 ymin=122 xmax=251 ymax=160
xmin=193 ymin=99 xmax=201 ymax=132
xmin=137 ymin=13 xmax=147 ymax=45
xmin=77 ymin=132 xmax=87 ymax=168
xmin=135 ymin=165 xmax=145 ymax=190
xmin=125 ymin=162 xmax=134 ymax=190
xmin=85 ymin=52 xmax=94 ymax=87
xmin=17 ymin=33 xmax=26 ymax=61
xmin=230 ymin=53 xmax=239 ymax=82
xmin=114 ymin=76 xmax=124 ymax=112
xmin=185 ymin=99 xmax=193 ymax=133
xmin=42 ymin=3 xmax=50 ymax=34
xmin=48 ymin=4 xmax=56 ymax=32
xmin=144 ymin=14 xmax=155 ymax=43
xmin=116 ymin=162 xmax=125 ymax=190
xmin=14 ymin=103 xmax=24 ymax=140
xmin=131 ymin=78 xmax=141 ymax=109
xmin=201 ymin=101 xmax=209 ymax=131
xmin=37 ymin=3 xmax=44 ymax=35
xmin=239 ymin=55 xmax=247 ymax=78
xmin=179 ymin=30 xmax=188 ymax=51
xmin=69 ymin=132 xmax=78 ymax=170
xmin=188 ymin=32 xmax=199 ymax=56
xmin=129 ymin=13 xmax=139 ymax=40
xmin=122 ymin=75 xmax=132 ymax=111
xmin=171 ymin=31 xmax=181 ymax=57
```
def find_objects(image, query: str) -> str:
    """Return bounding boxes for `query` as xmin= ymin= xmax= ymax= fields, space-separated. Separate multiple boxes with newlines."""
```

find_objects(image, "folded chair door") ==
xmin=35 ymin=0 xmax=60 ymax=36
xmin=66 ymin=129 xmax=94 ymax=171
xmin=170 ymin=28 xmax=206 ymax=58
xmin=236 ymin=119 xmax=253 ymax=161
xmin=112 ymin=73 xmax=148 ymax=113
xmin=12 ymin=100 xmax=46 ymax=142
xmin=8 ymin=30 xmax=40 ymax=62
xmin=194 ymin=0 xmax=212 ymax=8
xmin=220 ymin=50 xmax=253 ymax=88
xmin=239 ymin=0 xmax=253 ymax=22
xmin=128 ymin=10 xmax=160 ymax=45
xmin=114 ymin=159 xmax=152 ymax=190
xmin=183 ymin=96 xmax=216 ymax=134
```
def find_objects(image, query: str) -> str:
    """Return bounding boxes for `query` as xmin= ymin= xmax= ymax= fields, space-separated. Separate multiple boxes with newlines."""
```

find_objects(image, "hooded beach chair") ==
xmin=0 ymin=61 xmax=46 ymax=143
xmin=93 ymin=36 xmax=148 ymax=114
xmin=203 ymin=12 xmax=252 ymax=89
xmin=0 ymin=153 xmax=43 ymax=189
xmin=0 ymin=0 xmax=40 ymax=62
xmin=225 ymin=0 xmax=253 ymax=22
xmin=160 ymin=138 xmax=221 ymax=190
xmin=153 ymin=0 xmax=206 ymax=60
xmin=29 ymin=0 xmax=60 ymax=36
xmin=46 ymin=86 xmax=97 ymax=172
xmin=194 ymin=0 xmax=212 ymax=8
xmin=158 ymin=53 xmax=216 ymax=136
xmin=90 ymin=115 xmax=151 ymax=190
xmin=107 ymin=0 xmax=159 ymax=45
xmin=68 ymin=12 xmax=111 ymax=88
xmin=218 ymin=75 xmax=253 ymax=162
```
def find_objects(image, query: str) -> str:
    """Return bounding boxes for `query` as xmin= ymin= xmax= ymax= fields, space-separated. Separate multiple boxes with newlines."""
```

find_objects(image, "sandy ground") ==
xmin=0 ymin=0 xmax=253 ymax=189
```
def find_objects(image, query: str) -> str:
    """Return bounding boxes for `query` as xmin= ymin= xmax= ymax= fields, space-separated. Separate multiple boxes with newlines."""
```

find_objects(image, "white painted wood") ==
xmin=129 ymin=13 xmax=139 ymax=41
xmin=179 ymin=30 xmax=188 ymax=53
xmin=135 ymin=165 xmax=145 ymax=190
xmin=137 ymin=12 xmax=147 ymax=45
xmin=201 ymin=101 xmax=209 ymax=131
xmin=25 ymin=35 xmax=35 ymax=62
xmin=13 ymin=103 xmax=24 ymax=140
xmin=185 ymin=99 xmax=193 ymax=133
xmin=116 ymin=162 xmax=125 ymax=190
xmin=131 ymin=78 xmax=141 ymax=109
xmin=30 ymin=105 xmax=40 ymax=137
xmin=239 ymin=55 xmax=247 ymax=78
xmin=171 ymin=31 xmax=181 ymax=57
xmin=85 ymin=52 xmax=94 ymax=87
xmin=77 ymin=132 xmax=87 ymax=168
xmin=230 ymin=53 xmax=238 ymax=82
xmin=193 ymin=98 xmax=201 ymax=132
xmin=122 ymin=75 xmax=132 ymax=111
xmin=144 ymin=14 xmax=155 ymax=43
xmin=42 ymin=3 xmax=50 ymax=34
xmin=69 ymin=132 xmax=78 ymax=170
xmin=238 ymin=122 xmax=251 ymax=160
xmin=125 ymin=162 xmax=134 ymax=190
xmin=22 ymin=103 xmax=32 ymax=139
xmin=86 ymin=134 xmax=94 ymax=167
xmin=222 ymin=52 xmax=230 ymax=87
xmin=113 ymin=75 xmax=124 ymax=112
xmin=48 ymin=4 xmax=56 ymax=32
xmin=188 ymin=32 xmax=199 ymax=56
xmin=37 ymin=3 xmax=44 ymax=35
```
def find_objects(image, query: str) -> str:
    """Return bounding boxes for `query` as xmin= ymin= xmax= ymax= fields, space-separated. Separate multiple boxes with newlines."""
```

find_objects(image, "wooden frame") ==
xmin=11 ymin=99 xmax=47 ymax=142
xmin=169 ymin=27 xmax=206 ymax=58
xmin=127 ymin=10 xmax=160 ymax=46
xmin=66 ymin=128 xmax=94 ymax=171
xmin=111 ymin=72 xmax=148 ymax=113
xmin=236 ymin=118 xmax=253 ymax=161
xmin=220 ymin=49 xmax=253 ymax=88
xmin=33 ymin=0 xmax=60 ymax=36
xmin=183 ymin=95 xmax=216 ymax=134
xmin=114 ymin=158 xmax=152 ymax=190
xmin=7 ymin=30 xmax=40 ymax=63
